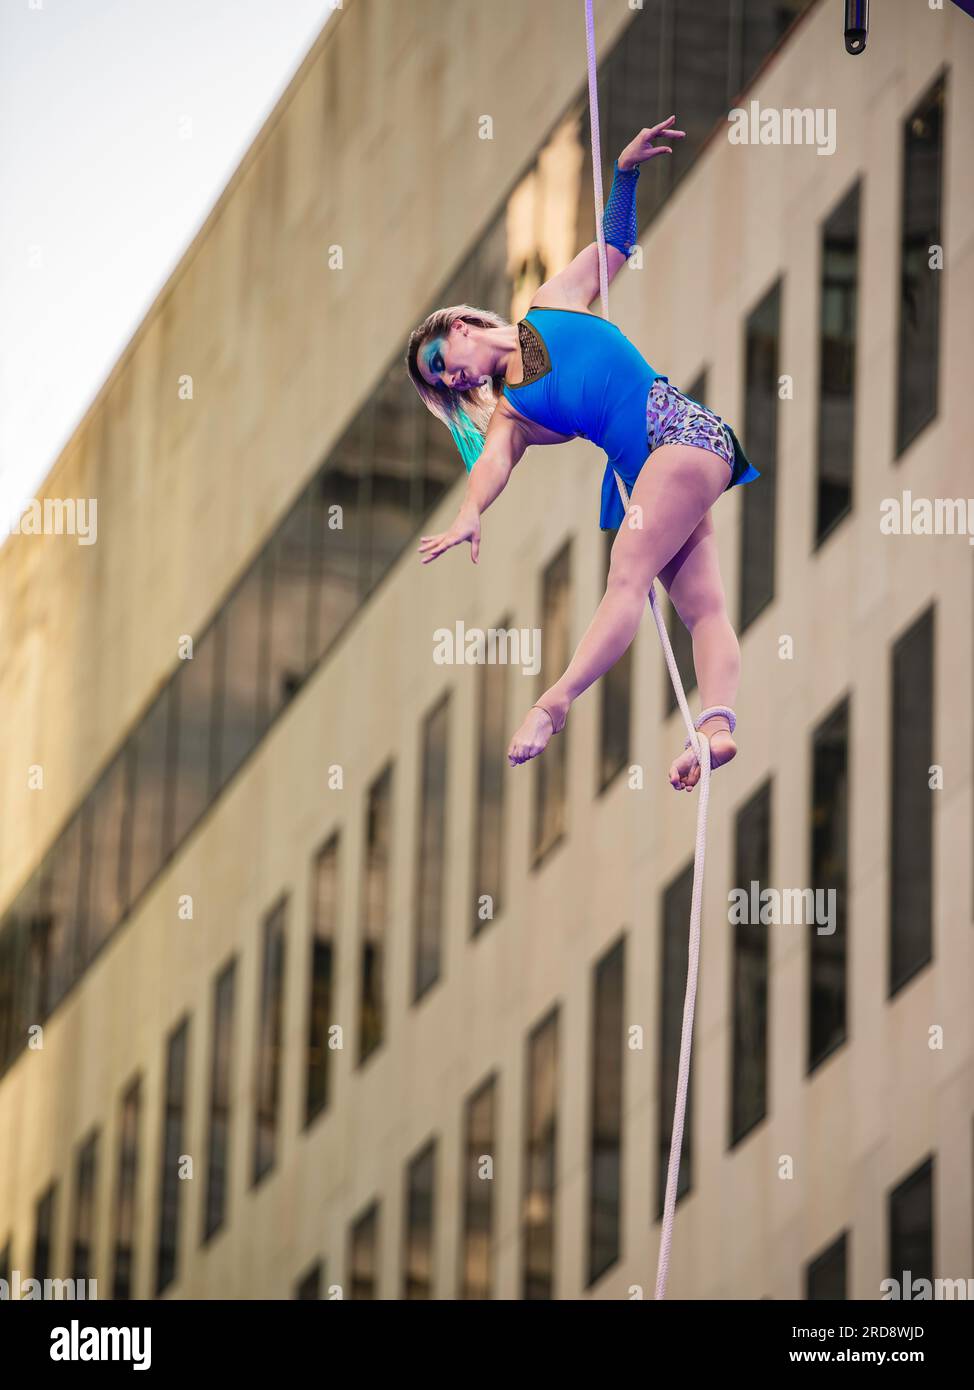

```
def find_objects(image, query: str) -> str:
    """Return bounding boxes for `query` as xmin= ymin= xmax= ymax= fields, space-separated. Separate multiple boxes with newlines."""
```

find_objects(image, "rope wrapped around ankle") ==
xmin=683 ymin=706 xmax=737 ymax=761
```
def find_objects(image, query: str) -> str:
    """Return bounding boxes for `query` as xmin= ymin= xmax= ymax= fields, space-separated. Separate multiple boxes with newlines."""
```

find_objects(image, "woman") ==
xmin=406 ymin=117 xmax=759 ymax=793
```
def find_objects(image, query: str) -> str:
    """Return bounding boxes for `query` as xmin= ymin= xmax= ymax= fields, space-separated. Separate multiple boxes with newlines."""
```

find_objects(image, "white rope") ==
xmin=613 ymin=472 xmax=711 ymax=1301
xmin=584 ymin=0 xmax=610 ymax=321
xmin=585 ymin=0 xmax=714 ymax=1300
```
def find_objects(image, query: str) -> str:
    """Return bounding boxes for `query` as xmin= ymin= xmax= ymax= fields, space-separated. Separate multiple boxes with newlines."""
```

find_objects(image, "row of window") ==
xmin=739 ymin=72 xmax=944 ymax=632
xmin=0 ymin=0 xmax=822 ymax=1084
xmin=306 ymin=1154 xmax=936 ymax=1300
xmin=0 ymin=581 xmax=939 ymax=1295
xmin=0 ymin=876 xmax=940 ymax=1303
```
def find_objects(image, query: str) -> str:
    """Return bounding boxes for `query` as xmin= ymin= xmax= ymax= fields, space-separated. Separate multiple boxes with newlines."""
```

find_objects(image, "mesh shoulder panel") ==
xmin=517 ymin=319 xmax=550 ymax=385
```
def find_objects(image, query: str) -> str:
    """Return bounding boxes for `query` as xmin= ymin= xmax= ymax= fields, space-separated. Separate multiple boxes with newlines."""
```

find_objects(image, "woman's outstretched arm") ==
xmin=535 ymin=116 xmax=685 ymax=308
xmin=418 ymin=406 xmax=527 ymax=565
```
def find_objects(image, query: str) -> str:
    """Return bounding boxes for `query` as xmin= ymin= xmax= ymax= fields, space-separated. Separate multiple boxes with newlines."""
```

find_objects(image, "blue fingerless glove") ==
xmin=603 ymin=159 xmax=640 ymax=256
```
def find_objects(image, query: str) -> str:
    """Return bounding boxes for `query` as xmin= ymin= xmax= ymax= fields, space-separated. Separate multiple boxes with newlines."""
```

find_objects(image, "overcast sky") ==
xmin=0 ymin=0 xmax=335 ymax=531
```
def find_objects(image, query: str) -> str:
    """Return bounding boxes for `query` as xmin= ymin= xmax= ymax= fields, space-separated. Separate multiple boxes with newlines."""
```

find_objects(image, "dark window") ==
xmin=111 ymin=1077 xmax=141 ymax=1299
xmin=253 ymin=898 xmax=286 ymax=1186
xmin=203 ymin=959 xmax=236 ymax=1241
xmin=128 ymin=686 xmax=174 ymax=906
xmin=459 ymin=1074 xmax=497 ymax=1299
xmin=806 ymin=1231 xmax=847 ymax=1300
xmin=416 ymin=391 xmax=463 ymax=519
xmin=890 ymin=607 xmax=934 ymax=994
xmin=33 ymin=815 xmax=85 ymax=1019
xmin=583 ymin=6 xmax=665 ymax=234
xmin=533 ymin=544 xmax=572 ymax=866
xmin=170 ymin=625 xmax=218 ymax=847
xmin=1 ymin=874 xmax=42 ymax=1071
xmin=522 ymin=1007 xmax=558 ymax=1300
xmin=82 ymin=750 xmax=131 ymax=963
xmin=366 ymin=365 xmax=421 ymax=592
xmin=295 ymin=1261 xmax=323 ymax=1299
xmin=33 ymin=1183 xmax=57 ymax=1284
xmin=414 ymin=693 xmax=449 ymax=1001
xmin=588 ymin=935 xmax=624 ymax=1284
xmin=739 ymin=1 xmax=811 ymax=96
xmin=739 ymin=281 xmax=781 ymax=631
xmin=672 ymin=0 xmax=735 ymax=175
xmin=155 ymin=1016 xmax=189 ymax=1295
xmin=889 ymin=1157 xmax=934 ymax=1286
xmin=402 ymin=1140 xmax=436 ymax=1299
xmin=659 ymin=866 xmax=695 ymax=1215
xmin=359 ymin=764 xmax=392 ymax=1066
xmin=306 ymin=833 xmax=339 ymax=1126
xmin=601 ymin=8 xmax=664 ymax=177
xmin=730 ymin=780 xmax=772 ymax=1146
xmin=469 ymin=208 xmax=513 ymax=316
xmin=805 ymin=695 xmax=850 ymax=1073
xmin=599 ymin=531 xmax=632 ymax=789
xmin=348 ymin=1202 xmax=379 ymax=1299
xmin=310 ymin=425 xmax=367 ymax=665
xmin=0 ymin=902 xmax=25 ymax=1073
xmin=896 ymin=74 xmax=945 ymax=455
xmin=263 ymin=487 xmax=316 ymax=721
xmin=214 ymin=561 xmax=265 ymax=790
xmin=809 ymin=698 xmax=849 ymax=1071
xmin=816 ymin=182 xmax=860 ymax=544
xmin=472 ymin=619 xmax=509 ymax=936
xmin=71 ymin=1130 xmax=99 ymax=1282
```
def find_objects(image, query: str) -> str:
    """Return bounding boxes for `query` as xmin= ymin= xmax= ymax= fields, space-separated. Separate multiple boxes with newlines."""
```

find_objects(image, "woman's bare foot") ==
xmin=507 ymin=695 xmax=569 ymax=766
xmin=669 ymin=728 xmax=736 ymax=792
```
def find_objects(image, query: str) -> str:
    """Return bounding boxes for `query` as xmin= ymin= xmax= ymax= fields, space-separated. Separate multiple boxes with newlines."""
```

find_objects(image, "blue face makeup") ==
xmin=422 ymin=333 xmax=484 ymax=472
xmin=424 ymin=339 xmax=445 ymax=385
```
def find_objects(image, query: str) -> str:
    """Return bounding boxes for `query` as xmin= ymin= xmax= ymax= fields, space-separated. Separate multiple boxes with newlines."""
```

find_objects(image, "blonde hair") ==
xmin=405 ymin=304 xmax=510 ymax=471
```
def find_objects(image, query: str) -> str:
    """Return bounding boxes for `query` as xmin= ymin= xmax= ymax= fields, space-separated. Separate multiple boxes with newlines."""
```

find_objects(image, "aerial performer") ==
xmin=406 ymin=116 xmax=760 ymax=793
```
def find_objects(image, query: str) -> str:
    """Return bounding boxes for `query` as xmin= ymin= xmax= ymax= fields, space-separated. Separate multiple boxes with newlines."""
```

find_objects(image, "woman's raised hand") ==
xmin=619 ymin=115 xmax=685 ymax=169
xmin=418 ymin=501 xmax=482 ymax=564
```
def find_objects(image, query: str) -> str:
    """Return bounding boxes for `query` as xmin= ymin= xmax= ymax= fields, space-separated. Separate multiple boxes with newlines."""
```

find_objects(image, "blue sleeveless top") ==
xmin=501 ymin=306 xmax=758 ymax=529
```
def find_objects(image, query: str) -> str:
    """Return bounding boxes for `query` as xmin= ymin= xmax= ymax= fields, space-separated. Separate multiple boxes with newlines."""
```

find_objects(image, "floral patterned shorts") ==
xmin=646 ymin=377 xmax=734 ymax=472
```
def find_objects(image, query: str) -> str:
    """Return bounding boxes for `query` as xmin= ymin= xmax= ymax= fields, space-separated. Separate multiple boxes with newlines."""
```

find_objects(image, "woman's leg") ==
xmin=507 ymin=442 xmax=730 ymax=765
xmin=657 ymin=510 xmax=739 ymax=790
